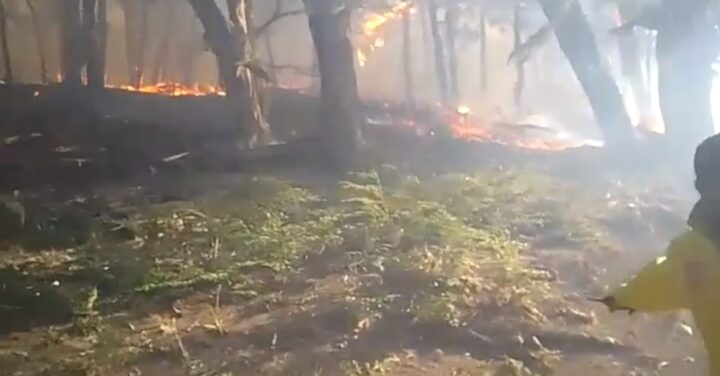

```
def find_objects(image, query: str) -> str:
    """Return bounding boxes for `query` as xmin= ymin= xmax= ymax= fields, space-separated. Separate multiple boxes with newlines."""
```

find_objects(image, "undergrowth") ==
xmin=0 ymin=167 xmax=617 ymax=375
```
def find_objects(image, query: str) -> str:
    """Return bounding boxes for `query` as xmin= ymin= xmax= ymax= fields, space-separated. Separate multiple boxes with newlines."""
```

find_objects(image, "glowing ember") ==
xmin=108 ymin=82 xmax=226 ymax=97
xmin=440 ymin=107 xmax=603 ymax=151
xmin=456 ymin=105 xmax=471 ymax=116
xmin=356 ymin=1 xmax=414 ymax=67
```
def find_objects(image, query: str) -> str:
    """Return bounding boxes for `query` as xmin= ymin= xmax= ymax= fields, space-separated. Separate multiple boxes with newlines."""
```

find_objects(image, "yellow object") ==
xmin=610 ymin=229 xmax=720 ymax=375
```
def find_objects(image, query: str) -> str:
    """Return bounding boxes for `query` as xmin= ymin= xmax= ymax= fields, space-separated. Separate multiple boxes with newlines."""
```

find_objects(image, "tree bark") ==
xmin=82 ymin=0 xmax=101 ymax=88
xmin=226 ymin=0 xmax=271 ymax=145
xmin=302 ymin=0 xmax=363 ymax=168
xmin=25 ymin=0 xmax=48 ymax=84
xmin=0 ymin=0 xmax=10 ymax=84
xmin=445 ymin=1 xmax=459 ymax=103
xmin=60 ymin=0 xmax=83 ymax=86
xmin=512 ymin=4 xmax=524 ymax=110
xmin=538 ymin=0 xmax=634 ymax=145
xmin=188 ymin=0 xmax=270 ymax=145
xmin=428 ymin=0 xmax=448 ymax=104
xmin=402 ymin=11 xmax=414 ymax=109
xmin=188 ymin=0 xmax=240 ymax=93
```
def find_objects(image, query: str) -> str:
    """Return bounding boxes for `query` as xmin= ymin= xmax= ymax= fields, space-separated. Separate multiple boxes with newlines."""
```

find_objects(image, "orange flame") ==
xmin=108 ymin=82 xmax=226 ymax=97
xmin=440 ymin=105 xmax=604 ymax=151
xmin=356 ymin=1 xmax=414 ymax=67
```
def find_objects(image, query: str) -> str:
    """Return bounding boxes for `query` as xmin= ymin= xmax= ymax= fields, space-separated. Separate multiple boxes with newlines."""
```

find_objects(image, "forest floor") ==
xmin=0 ymin=97 xmax=708 ymax=375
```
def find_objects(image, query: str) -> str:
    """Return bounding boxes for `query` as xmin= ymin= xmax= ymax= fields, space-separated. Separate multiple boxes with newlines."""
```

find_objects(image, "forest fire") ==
xmin=356 ymin=1 xmax=414 ymax=67
xmin=108 ymin=82 xmax=226 ymax=97
xmin=442 ymin=106 xmax=603 ymax=151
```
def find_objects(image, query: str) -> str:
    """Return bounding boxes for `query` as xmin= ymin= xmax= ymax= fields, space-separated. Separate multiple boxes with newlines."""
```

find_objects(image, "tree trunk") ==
xmin=0 ymin=0 xmax=10 ymax=84
xmin=60 ymin=0 xmax=83 ymax=86
xmin=402 ymin=11 xmax=414 ymax=109
xmin=96 ymin=0 xmax=107 ymax=85
xmin=428 ymin=0 xmax=448 ymax=104
xmin=538 ymin=0 xmax=634 ymax=145
xmin=445 ymin=1 xmax=459 ymax=103
xmin=122 ymin=0 xmax=146 ymax=87
xmin=615 ymin=3 xmax=649 ymax=119
xmin=420 ymin=2 xmax=432 ymax=78
xmin=226 ymin=0 xmax=271 ymax=145
xmin=151 ymin=0 xmax=175 ymax=84
xmin=188 ymin=0 xmax=240 ymax=92
xmin=302 ymin=0 xmax=363 ymax=168
xmin=512 ymin=4 xmax=524 ymax=110
xmin=25 ymin=0 xmax=48 ymax=84
xmin=479 ymin=6 xmax=487 ymax=94
xmin=188 ymin=0 xmax=270 ymax=145
xmin=83 ymin=0 xmax=101 ymax=88
xmin=656 ymin=2 xmax=718 ymax=146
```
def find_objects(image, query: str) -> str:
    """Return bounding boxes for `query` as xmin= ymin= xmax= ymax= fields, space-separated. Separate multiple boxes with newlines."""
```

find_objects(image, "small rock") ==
xmin=684 ymin=356 xmax=695 ymax=364
xmin=431 ymin=348 xmax=445 ymax=361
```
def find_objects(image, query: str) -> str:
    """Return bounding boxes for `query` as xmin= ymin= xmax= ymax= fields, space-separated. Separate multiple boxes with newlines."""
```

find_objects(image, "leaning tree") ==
xmin=187 ymin=0 xmax=271 ymax=147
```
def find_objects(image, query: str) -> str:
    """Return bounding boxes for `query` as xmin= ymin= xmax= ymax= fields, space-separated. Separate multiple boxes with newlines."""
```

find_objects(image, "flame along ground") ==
xmin=101 ymin=80 xmax=600 ymax=151
xmin=108 ymin=82 xmax=227 ymax=97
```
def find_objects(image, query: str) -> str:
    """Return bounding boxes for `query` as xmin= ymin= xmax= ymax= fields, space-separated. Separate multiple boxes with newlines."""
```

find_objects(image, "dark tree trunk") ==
xmin=122 ymin=0 xmax=146 ymax=86
xmin=82 ymin=0 xmax=101 ymax=88
xmin=188 ymin=0 xmax=240 ymax=93
xmin=512 ymin=4 xmax=524 ymax=109
xmin=655 ymin=1 xmax=718 ymax=146
xmin=188 ymin=0 xmax=270 ymax=145
xmin=445 ymin=1 xmax=459 ymax=103
xmin=479 ymin=6 xmax=487 ymax=94
xmin=428 ymin=0 xmax=448 ymax=104
xmin=302 ymin=0 xmax=363 ymax=168
xmin=60 ymin=0 xmax=83 ymax=86
xmin=0 ymin=0 xmax=10 ymax=84
xmin=25 ymin=0 xmax=48 ymax=84
xmin=538 ymin=0 xmax=634 ymax=145
xmin=402 ymin=11 xmax=414 ymax=109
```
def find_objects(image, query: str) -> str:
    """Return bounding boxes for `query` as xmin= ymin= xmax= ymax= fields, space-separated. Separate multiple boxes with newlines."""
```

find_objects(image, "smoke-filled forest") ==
xmin=0 ymin=0 xmax=719 ymax=375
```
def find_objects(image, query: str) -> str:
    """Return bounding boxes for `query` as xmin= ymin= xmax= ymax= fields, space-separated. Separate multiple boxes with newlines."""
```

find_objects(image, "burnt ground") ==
xmin=0 ymin=88 xmax=708 ymax=376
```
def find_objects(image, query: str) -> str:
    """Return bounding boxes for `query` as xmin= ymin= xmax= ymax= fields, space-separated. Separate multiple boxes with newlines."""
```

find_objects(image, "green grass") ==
xmin=0 ymin=166 xmax=625 ymax=375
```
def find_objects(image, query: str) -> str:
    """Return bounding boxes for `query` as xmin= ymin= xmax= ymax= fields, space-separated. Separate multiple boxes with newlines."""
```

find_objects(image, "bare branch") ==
xmin=255 ymin=0 xmax=305 ymax=38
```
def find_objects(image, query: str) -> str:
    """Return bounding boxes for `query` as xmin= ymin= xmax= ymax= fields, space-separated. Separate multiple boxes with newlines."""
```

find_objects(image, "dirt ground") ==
xmin=0 ymin=93 xmax=709 ymax=376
